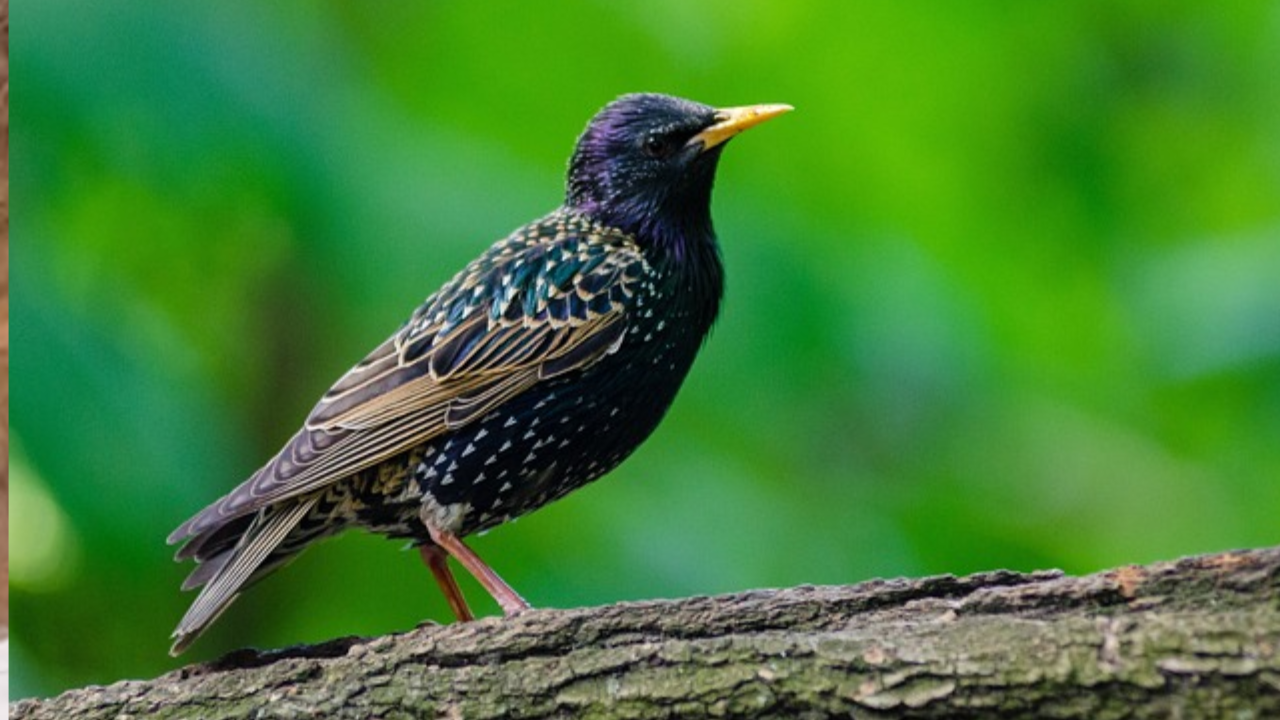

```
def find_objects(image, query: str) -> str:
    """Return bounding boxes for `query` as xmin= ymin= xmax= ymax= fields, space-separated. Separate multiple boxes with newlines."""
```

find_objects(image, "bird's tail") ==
xmin=170 ymin=496 xmax=319 ymax=656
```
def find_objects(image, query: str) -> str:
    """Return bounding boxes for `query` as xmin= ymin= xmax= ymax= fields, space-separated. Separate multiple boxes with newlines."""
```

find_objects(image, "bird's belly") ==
xmin=413 ymin=331 xmax=700 ymax=537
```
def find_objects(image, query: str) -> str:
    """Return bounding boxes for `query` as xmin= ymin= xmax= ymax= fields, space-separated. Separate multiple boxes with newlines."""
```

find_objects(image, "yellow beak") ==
xmin=690 ymin=103 xmax=793 ymax=151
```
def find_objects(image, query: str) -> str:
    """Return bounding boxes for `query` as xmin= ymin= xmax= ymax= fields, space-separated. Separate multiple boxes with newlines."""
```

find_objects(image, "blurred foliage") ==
xmin=12 ymin=0 xmax=1280 ymax=700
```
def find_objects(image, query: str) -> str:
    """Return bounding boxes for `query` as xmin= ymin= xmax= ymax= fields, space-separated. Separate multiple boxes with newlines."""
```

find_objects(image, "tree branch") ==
xmin=14 ymin=547 xmax=1280 ymax=719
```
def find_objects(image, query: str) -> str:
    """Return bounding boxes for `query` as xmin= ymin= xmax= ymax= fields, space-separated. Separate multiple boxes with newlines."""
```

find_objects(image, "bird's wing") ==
xmin=169 ymin=222 xmax=645 ymax=549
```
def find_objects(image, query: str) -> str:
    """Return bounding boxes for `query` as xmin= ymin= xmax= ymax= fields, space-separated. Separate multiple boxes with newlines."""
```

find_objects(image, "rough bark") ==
xmin=13 ymin=547 xmax=1280 ymax=719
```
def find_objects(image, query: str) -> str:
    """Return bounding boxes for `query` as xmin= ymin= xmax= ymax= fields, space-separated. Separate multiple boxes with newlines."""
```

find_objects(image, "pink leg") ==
xmin=427 ymin=526 xmax=531 ymax=616
xmin=419 ymin=543 xmax=475 ymax=622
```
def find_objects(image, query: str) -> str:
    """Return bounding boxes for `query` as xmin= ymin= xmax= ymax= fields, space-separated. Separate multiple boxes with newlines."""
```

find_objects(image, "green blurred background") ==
xmin=12 ymin=0 xmax=1280 ymax=700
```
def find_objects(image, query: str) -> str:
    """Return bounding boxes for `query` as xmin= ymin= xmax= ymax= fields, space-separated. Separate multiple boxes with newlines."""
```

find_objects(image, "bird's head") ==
xmin=566 ymin=93 xmax=791 ymax=252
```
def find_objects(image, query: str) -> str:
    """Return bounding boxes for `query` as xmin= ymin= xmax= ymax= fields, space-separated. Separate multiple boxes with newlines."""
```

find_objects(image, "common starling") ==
xmin=167 ymin=93 xmax=791 ymax=655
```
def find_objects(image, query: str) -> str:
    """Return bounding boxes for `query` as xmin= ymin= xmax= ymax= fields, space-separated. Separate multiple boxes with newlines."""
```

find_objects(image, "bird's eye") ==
xmin=642 ymin=134 xmax=676 ymax=159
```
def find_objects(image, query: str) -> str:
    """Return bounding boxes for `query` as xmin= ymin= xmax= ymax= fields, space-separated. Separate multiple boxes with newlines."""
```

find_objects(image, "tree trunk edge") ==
xmin=12 ymin=546 xmax=1280 ymax=719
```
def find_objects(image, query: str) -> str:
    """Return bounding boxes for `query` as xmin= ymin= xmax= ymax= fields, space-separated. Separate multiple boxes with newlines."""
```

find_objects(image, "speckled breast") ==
xmin=349 ymin=278 xmax=709 ymax=542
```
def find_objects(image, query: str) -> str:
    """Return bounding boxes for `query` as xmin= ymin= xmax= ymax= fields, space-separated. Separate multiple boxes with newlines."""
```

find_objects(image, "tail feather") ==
xmin=170 ymin=497 xmax=319 ymax=656
xmin=180 ymin=546 xmax=236 ymax=592
xmin=174 ymin=514 xmax=255 ymax=580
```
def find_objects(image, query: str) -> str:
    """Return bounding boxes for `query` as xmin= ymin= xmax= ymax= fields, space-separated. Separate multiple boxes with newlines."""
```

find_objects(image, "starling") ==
xmin=167 ymin=93 xmax=791 ymax=655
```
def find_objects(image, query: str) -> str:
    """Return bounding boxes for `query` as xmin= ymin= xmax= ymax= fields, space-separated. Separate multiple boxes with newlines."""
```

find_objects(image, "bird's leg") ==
xmin=418 ymin=543 xmax=475 ymax=622
xmin=425 ymin=525 xmax=531 ymax=616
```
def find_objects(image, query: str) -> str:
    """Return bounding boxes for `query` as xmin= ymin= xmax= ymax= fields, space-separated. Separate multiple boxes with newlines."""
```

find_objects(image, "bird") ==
xmin=167 ymin=93 xmax=791 ymax=655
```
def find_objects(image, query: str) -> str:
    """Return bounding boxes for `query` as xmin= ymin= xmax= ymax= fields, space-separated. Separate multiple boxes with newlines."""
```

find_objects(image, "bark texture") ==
xmin=13 ymin=547 xmax=1280 ymax=719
